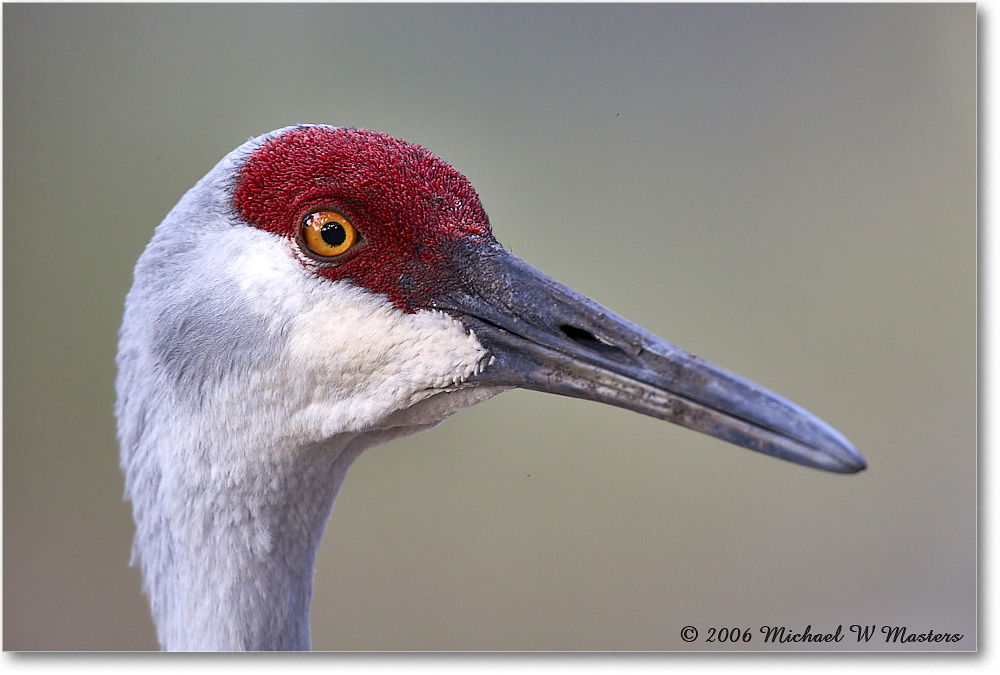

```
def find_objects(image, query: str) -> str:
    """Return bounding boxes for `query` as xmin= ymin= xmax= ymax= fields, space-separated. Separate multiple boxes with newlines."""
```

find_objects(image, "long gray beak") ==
xmin=435 ymin=237 xmax=866 ymax=474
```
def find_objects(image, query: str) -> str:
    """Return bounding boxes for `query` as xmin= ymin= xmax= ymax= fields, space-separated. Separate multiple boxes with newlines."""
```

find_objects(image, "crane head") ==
xmin=116 ymin=124 xmax=864 ymax=651
xmin=122 ymin=124 xmax=865 ymax=474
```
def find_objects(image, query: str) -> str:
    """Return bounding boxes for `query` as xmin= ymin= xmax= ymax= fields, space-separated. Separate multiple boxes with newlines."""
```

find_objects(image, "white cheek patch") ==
xmin=215 ymin=230 xmax=493 ymax=441
xmin=286 ymin=285 xmax=492 ymax=437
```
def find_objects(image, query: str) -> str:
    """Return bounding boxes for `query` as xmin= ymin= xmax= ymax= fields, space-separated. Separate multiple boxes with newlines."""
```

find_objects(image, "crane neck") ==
xmin=141 ymin=438 xmax=364 ymax=651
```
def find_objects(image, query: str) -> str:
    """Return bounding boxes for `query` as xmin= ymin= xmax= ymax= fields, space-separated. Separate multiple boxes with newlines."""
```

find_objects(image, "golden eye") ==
xmin=301 ymin=210 xmax=359 ymax=258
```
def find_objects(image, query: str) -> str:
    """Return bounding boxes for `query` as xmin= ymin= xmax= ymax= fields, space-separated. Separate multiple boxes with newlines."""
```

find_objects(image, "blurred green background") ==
xmin=3 ymin=4 xmax=975 ymax=650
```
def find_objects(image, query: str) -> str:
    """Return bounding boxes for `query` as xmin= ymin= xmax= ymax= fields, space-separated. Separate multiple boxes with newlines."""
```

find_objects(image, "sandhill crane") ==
xmin=116 ymin=125 xmax=865 ymax=651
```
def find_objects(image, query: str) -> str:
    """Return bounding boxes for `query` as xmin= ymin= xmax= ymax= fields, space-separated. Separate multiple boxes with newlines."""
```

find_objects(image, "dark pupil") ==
xmin=320 ymin=221 xmax=346 ymax=247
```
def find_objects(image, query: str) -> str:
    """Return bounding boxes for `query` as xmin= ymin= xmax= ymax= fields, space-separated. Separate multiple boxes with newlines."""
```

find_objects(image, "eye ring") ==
xmin=300 ymin=209 xmax=360 ymax=259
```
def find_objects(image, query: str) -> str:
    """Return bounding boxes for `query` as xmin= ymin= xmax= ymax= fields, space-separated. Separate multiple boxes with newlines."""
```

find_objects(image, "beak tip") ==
xmin=847 ymin=455 xmax=868 ymax=474
xmin=837 ymin=460 xmax=867 ymax=474
xmin=826 ymin=443 xmax=867 ymax=474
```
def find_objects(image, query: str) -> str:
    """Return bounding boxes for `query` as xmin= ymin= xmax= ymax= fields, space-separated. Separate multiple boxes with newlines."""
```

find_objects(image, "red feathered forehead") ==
xmin=233 ymin=126 xmax=493 ymax=312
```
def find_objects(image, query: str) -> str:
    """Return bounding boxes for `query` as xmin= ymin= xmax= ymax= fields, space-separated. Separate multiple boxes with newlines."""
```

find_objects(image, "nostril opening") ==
xmin=559 ymin=324 xmax=626 ymax=356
